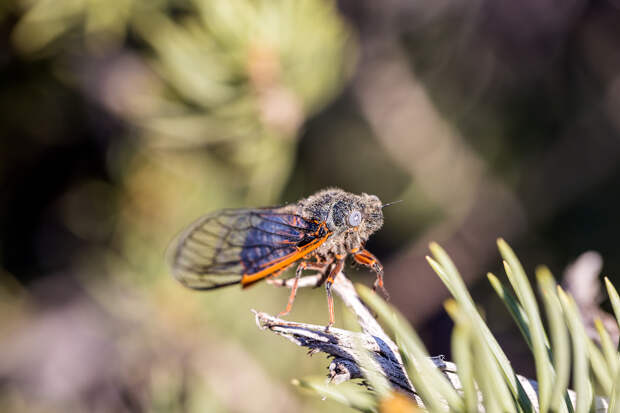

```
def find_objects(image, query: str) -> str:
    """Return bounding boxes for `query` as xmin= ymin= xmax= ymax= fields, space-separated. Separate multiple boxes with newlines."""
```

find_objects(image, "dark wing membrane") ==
xmin=168 ymin=208 xmax=322 ymax=290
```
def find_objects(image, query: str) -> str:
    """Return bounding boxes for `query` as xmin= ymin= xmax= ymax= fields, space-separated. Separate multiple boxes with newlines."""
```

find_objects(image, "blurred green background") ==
xmin=1 ymin=0 xmax=620 ymax=411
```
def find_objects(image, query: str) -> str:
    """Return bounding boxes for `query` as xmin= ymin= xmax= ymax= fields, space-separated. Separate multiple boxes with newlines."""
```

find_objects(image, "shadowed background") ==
xmin=1 ymin=0 xmax=620 ymax=411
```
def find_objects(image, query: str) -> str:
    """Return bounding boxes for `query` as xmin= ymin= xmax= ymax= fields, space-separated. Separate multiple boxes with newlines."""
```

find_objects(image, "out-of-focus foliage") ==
xmin=13 ymin=0 xmax=146 ymax=53
xmin=14 ymin=0 xmax=355 ymax=202
xmin=131 ymin=1 xmax=354 ymax=141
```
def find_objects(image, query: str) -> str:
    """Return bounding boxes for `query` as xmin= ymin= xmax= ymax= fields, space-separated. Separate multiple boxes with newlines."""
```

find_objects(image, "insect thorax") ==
xmin=298 ymin=188 xmax=384 ymax=257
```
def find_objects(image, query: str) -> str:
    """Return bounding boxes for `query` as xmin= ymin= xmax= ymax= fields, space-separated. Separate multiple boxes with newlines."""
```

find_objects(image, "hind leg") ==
xmin=277 ymin=261 xmax=329 ymax=317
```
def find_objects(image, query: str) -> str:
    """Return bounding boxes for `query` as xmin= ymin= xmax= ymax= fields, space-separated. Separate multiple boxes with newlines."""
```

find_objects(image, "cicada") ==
xmin=168 ymin=188 xmax=389 ymax=327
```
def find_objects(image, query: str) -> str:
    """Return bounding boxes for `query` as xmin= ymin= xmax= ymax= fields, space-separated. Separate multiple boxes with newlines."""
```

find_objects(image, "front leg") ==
xmin=352 ymin=248 xmax=389 ymax=299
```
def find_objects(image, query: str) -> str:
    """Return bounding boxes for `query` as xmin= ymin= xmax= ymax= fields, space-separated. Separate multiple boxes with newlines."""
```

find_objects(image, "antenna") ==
xmin=381 ymin=200 xmax=403 ymax=208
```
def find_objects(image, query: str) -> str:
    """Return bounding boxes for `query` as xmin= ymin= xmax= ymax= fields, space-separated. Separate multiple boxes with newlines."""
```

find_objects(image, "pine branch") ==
xmin=255 ymin=272 xmax=611 ymax=412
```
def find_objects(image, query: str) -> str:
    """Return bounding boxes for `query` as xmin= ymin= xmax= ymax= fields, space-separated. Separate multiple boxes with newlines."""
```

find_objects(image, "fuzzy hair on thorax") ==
xmin=294 ymin=188 xmax=384 ymax=258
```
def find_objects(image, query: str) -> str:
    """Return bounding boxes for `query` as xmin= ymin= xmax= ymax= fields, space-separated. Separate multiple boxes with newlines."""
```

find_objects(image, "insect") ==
xmin=168 ymin=188 xmax=390 ymax=328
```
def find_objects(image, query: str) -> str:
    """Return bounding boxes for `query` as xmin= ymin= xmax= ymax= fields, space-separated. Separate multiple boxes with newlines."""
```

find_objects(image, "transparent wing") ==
xmin=168 ymin=208 xmax=328 ymax=290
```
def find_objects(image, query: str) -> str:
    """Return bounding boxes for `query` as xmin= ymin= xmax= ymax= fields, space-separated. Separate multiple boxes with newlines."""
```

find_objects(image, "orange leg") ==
xmin=352 ymin=249 xmax=389 ymax=299
xmin=325 ymin=258 xmax=345 ymax=331
xmin=278 ymin=261 xmax=328 ymax=317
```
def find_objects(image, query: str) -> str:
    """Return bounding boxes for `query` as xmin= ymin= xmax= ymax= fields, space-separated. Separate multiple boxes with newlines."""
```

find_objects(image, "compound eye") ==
xmin=348 ymin=210 xmax=362 ymax=227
